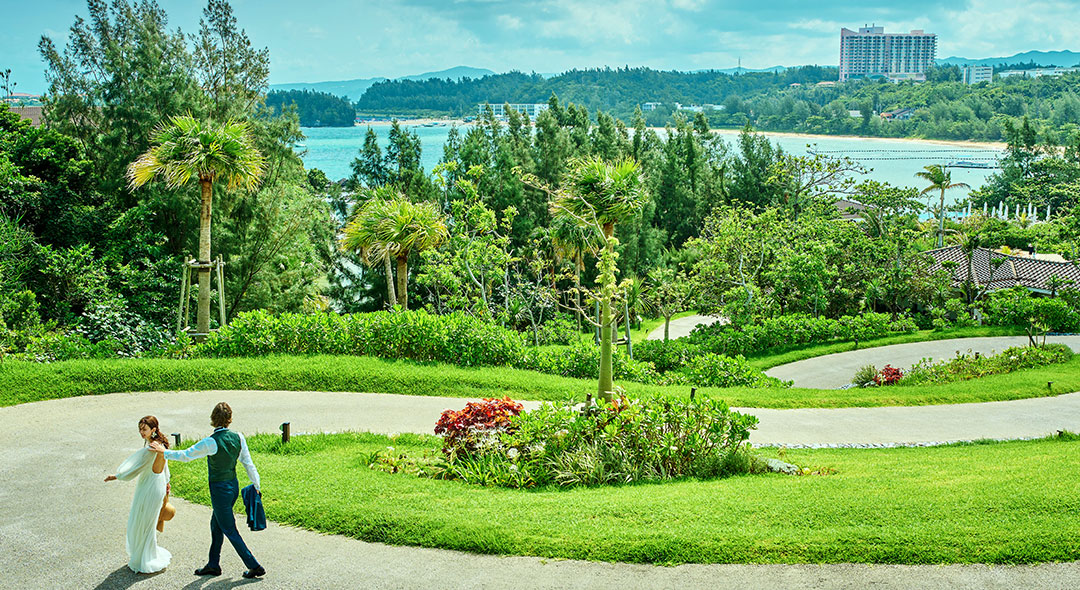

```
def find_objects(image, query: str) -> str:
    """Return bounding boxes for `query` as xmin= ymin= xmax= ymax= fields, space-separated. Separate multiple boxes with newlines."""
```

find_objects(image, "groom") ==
xmin=150 ymin=401 xmax=265 ymax=579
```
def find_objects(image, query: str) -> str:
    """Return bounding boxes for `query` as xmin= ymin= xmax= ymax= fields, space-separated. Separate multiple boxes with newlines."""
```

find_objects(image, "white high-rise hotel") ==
xmin=839 ymin=26 xmax=937 ymax=82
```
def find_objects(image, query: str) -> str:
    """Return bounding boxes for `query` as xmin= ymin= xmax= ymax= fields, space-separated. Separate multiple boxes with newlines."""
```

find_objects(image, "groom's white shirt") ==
xmin=163 ymin=427 xmax=261 ymax=491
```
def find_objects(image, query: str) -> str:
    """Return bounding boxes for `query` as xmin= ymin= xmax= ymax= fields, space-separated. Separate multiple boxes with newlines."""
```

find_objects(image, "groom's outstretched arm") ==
xmin=237 ymin=433 xmax=261 ymax=492
xmin=158 ymin=436 xmax=219 ymax=462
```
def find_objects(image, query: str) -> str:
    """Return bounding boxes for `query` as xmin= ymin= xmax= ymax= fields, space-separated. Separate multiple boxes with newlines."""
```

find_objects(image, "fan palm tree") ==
xmin=342 ymin=193 xmax=447 ymax=310
xmin=554 ymin=156 xmax=647 ymax=402
xmin=127 ymin=115 xmax=265 ymax=338
xmin=915 ymin=165 xmax=969 ymax=249
xmin=551 ymin=212 xmax=601 ymax=329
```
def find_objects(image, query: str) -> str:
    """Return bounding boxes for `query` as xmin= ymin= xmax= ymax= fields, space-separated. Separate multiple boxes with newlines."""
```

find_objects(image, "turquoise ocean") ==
xmin=300 ymin=125 xmax=1001 ymax=205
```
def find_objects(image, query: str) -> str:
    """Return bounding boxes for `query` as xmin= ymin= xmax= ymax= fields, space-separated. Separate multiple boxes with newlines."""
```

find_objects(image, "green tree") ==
xmin=341 ymin=193 xmax=448 ymax=310
xmin=916 ymin=164 xmax=970 ymax=248
xmin=549 ymin=156 xmax=647 ymax=402
xmin=127 ymin=115 xmax=265 ymax=337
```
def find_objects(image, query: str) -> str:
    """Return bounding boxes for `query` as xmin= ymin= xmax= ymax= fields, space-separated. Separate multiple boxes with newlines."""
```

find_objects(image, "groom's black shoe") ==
xmin=242 ymin=566 xmax=266 ymax=579
xmin=194 ymin=566 xmax=222 ymax=576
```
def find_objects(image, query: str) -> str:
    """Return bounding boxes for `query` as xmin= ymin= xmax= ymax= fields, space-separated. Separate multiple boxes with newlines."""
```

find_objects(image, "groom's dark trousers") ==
xmin=208 ymin=479 xmax=261 ymax=570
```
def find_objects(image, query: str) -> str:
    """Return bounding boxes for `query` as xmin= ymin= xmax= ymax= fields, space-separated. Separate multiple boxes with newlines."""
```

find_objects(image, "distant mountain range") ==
xmin=269 ymin=66 xmax=496 ymax=100
xmin=939 ymin=50 xmax=1080 ymax=68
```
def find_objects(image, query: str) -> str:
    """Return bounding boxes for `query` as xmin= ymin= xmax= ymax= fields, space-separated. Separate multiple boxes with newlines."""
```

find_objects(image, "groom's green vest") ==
xmin=208 ymin=429 xmax=241 ymax=482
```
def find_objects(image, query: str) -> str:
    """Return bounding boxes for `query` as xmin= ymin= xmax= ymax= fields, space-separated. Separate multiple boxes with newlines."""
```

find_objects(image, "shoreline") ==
xmin=343 ymin=119 xmax=1005 ymax=150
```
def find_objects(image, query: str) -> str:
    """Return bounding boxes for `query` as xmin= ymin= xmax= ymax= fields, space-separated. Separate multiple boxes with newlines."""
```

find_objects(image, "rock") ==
xmin=764 ymin=458 xmax=801 ymax=475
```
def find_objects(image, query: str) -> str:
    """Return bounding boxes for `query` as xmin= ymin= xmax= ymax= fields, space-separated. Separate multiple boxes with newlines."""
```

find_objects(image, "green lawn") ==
xmin=169 ymin=432 xmax=1080 ymax=565
xmin=3 ymin=352 xmax=1078 ymax=409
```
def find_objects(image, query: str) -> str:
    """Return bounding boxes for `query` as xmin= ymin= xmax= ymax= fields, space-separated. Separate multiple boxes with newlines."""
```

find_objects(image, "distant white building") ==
xmin=641 ymin=102 xmax=663 ymax=111
xmin=962 ymin=65 xmax=993 ymax=84
xmin=839 ymin=26 xmax=937 ymax=82
xmin=477 ymin=103 xmax=550 ymax=120
xmin=998 ymin=67 xmax=1080 ymax=79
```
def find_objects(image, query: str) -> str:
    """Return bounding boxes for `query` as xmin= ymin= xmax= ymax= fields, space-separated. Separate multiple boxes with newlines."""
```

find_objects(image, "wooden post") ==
xmin=216 ymin=255 xmax=226 ymax=329
xmin=177 ymin=261 xmax=189 ymax=333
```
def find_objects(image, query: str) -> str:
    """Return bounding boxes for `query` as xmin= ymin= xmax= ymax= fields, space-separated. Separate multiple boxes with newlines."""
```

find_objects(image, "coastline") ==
xmin=349 ymin=118 xmax=1004 ymax=150
xmin=701 ymin=128 xmax=1006 ymax=150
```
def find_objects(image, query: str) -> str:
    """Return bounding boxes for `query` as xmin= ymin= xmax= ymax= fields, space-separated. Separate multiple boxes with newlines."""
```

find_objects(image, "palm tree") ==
xmin=554 ymin=156 xmax=648 ymax=403
xmin=127 ymin=115 xmax=265 ymax=338
xmin=342 ymin=192 xmax=447 ymax=310
xmin=551 ymin=212 xmax=601 ymax=329
xmin=915 ymin=165 xmax=969 ymax=249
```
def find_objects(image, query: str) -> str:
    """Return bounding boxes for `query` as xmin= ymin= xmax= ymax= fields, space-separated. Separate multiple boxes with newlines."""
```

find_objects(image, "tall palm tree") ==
xmin=915 ymin=165 xmax=969 ymax=249
xmin=127 ymin=115 xmax=265 ymax=338
xmin=551 ymin=212 xmax=601 ymax=329
xmin=342 ymin=193 xmax=447 ymax=310
xmin=554 ymin=156 xmax=647 ymax=402
xmin=340 ymin=187 xmax=400 ymax=307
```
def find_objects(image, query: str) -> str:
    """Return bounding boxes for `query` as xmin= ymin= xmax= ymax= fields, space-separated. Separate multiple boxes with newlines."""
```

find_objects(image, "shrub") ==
xmin=535 ymin=315 xmax=586 ymax=346
xmin=633 ymin=339 xmax=702 ymax=373
xmin=685 ymin=312 xmax=915 ymax=357
xmin=675 ymin=353 xmax=791 ymax=388
xmin=852 ymin=364 xmax=878 ymax=388
xmin=197 ymin=310 xmax=528 ymax=367
xmin=434 ymin=396 xmax=524 ymax=458
xmin=433 ymin=395 xmax=760 ymax=488
xmin=984 ymin=288 xmax=1080 ymax=333
xmin=901 ymin=345 xmax=1073 ymax=386
xmin=874 ymin=365 xmax=904 ymax=386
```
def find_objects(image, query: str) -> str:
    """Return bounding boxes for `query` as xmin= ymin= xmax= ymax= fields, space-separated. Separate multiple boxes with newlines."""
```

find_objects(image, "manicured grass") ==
xmin=3 ymin=352 xmax=1079 ymax=409
xmin=745 ymin=326 xmax=1028 ymax=370
xmin=168 ymin=432 xmax=1080 ymax=565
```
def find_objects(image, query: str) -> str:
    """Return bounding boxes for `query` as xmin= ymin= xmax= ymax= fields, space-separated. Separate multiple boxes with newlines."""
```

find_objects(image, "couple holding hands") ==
xmin=105 ymin=402 xmax=266 ymax=579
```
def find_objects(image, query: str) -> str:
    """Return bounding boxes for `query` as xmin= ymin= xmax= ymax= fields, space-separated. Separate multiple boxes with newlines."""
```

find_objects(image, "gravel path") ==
xmin=765 ymin=335 xmax=1080 ymax=389
xmin=2 ymin=388 xmax=1079 ymax=589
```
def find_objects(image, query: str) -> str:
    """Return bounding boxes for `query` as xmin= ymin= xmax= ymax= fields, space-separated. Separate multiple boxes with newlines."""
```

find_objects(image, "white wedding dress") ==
xmin=114 ymin=447 xmax=171 ymax=573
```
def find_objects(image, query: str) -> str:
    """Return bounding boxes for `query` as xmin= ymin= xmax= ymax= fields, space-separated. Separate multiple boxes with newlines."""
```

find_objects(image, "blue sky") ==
xmin=5 ymin=0 xmax=1080 ymax=93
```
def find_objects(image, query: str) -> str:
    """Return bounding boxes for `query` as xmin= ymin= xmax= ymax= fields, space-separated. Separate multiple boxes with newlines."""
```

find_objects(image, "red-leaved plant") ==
xmin=874 ymin=364 xmax=904 ymax=385
xmin=434 ymin=396 xmax=524 ymax=457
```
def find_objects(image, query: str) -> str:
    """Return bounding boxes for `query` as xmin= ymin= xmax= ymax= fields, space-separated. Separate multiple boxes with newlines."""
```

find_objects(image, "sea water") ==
xmin=300 ymin=125 xmax=1000 ymax=205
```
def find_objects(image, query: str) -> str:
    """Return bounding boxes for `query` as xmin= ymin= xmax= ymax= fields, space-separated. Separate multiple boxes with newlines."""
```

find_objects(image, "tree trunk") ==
xmin=396 ymin=255 xmax=408 ymax=310
xmin=597 ymin=223 xmax=616 ymax=404
xmin=937 ymin=188 xmax=946 ymax=249
xmin=664 ymin=314 xmax=671 ymax=342
xmin=383 ymin=255 xmax=396 ymax=309
xmin=574 ymin=257 xmax=583 ymax=331
xmin=197 ymin=177 xmax=213 ymax=338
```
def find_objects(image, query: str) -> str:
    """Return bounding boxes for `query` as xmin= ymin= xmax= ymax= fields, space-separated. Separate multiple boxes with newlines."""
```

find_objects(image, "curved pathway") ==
xmin=2 ymin=388 xmax=1079 ymax=589
xmin=645 ymin=314 xmax=725 ymax=341
xmin=766 ymin=335 xmax=1080 ymax=389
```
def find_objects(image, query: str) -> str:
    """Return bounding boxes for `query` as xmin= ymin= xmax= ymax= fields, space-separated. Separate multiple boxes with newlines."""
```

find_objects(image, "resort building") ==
xmin=839 ymin=26 xmax=937 ymax=82
xmin=962 ymin=65 xmax=993 ymax=84
xmin=476 ymin=103 xmax=550 ymax=121
xmin=998 ymin=67 xmax=1080 ymax=79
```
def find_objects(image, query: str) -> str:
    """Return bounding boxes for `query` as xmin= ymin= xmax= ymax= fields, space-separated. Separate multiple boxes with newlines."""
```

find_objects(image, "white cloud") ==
xmin=670 ymin=0 xmax=706 ymax=11
xmin=496 ymin=14 xmax=523 ymax=30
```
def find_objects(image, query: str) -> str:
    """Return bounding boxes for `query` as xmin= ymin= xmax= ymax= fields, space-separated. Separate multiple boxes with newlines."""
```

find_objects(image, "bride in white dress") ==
xmin=104 ymin=416 xmax=172 ymax=574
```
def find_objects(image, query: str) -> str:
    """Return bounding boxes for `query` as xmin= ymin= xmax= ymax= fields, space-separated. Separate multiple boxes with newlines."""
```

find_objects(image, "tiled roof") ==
xmin=925 ymin=246 xmax=1080 ymax=293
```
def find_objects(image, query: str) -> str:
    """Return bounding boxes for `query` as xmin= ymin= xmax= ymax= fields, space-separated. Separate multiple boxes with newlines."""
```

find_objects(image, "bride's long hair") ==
xmin=138 ymin=415 xmax=170 ymax=449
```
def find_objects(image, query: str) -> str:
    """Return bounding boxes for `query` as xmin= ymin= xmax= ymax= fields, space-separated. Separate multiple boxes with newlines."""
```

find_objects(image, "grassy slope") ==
xmin=2 ymin=351 xmax=1078 ymax=409
xmin=169 ymin=432 xmax=1080 ymax=565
